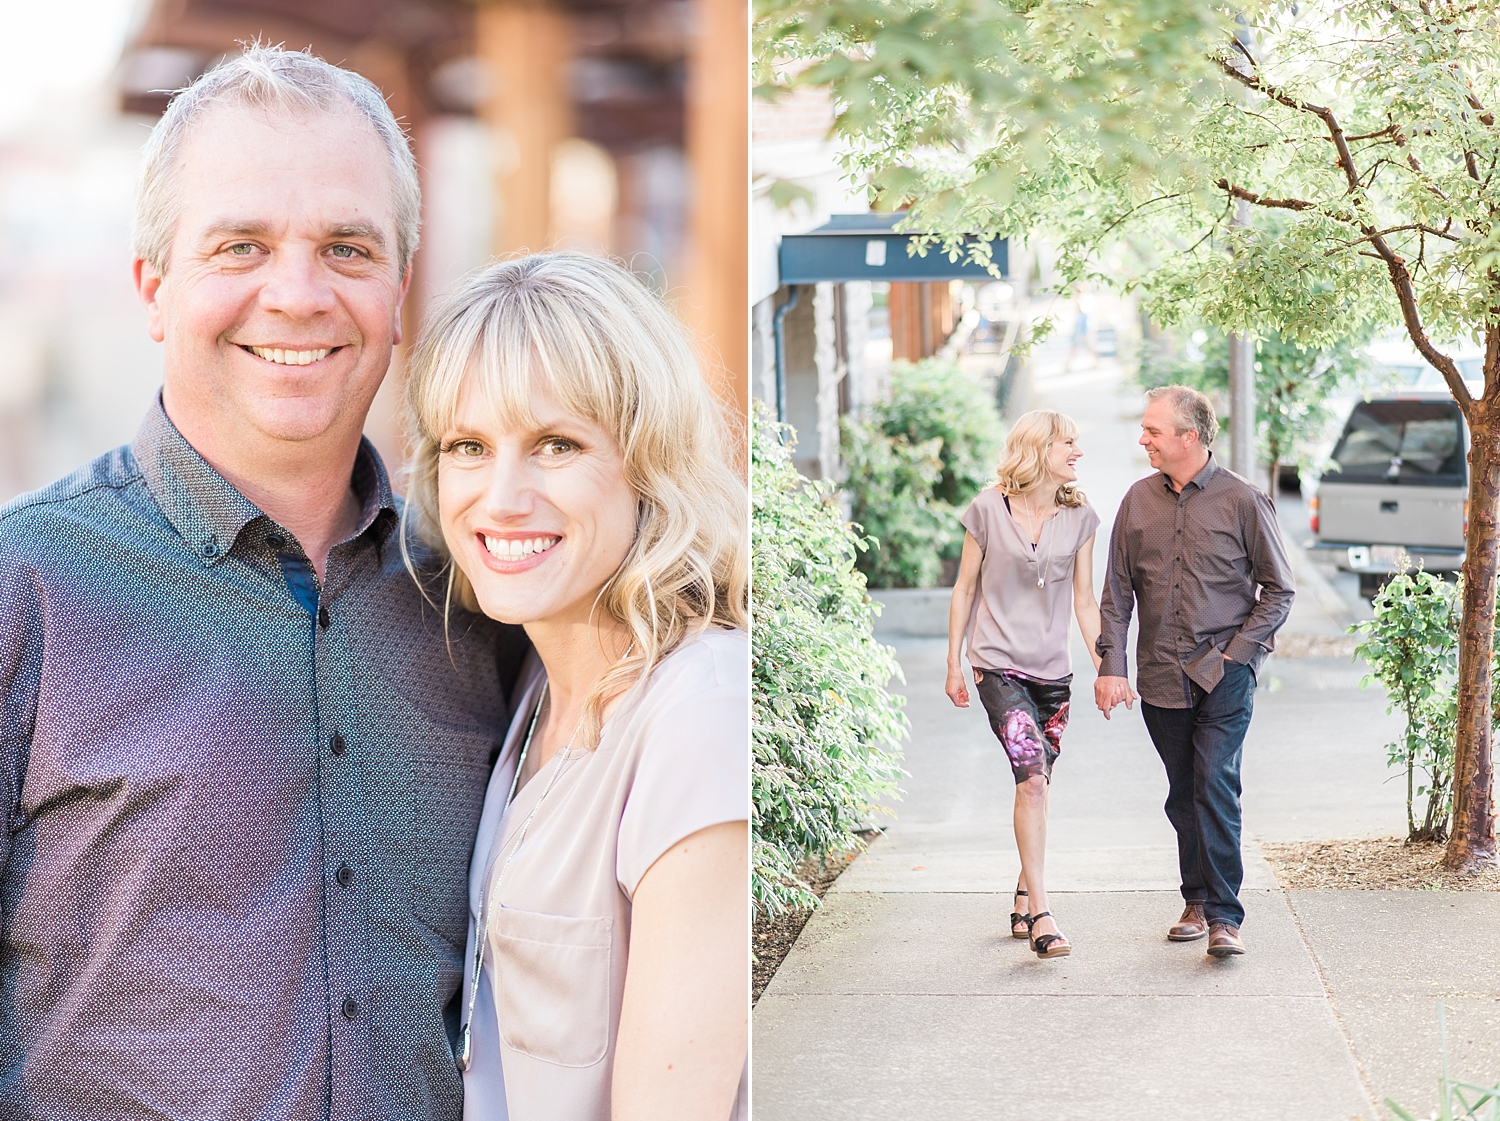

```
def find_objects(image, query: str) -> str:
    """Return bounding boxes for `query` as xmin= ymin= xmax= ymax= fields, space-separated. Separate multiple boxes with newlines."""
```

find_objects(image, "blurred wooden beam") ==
xmin=477 ymin=1 xmax=574 ymax=255
xmin=683 ymin=0 xmax=748 ymax=427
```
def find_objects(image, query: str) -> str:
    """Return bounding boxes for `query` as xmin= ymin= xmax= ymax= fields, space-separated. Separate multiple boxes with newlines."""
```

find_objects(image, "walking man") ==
xmin=1094 ymin=385 xmax=1293 ymax=957
xmin=0 ymin=49 xmax=526 ymax=1117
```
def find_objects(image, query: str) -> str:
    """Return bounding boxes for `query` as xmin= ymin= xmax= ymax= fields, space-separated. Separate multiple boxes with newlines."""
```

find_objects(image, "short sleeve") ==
xmin=615 ymin=635 xmax=749 ymax=897
xmin=1077 ymin=501 xmax=1101 ymax=549
xmin=960 ymin=490 xmax=994 ymax=550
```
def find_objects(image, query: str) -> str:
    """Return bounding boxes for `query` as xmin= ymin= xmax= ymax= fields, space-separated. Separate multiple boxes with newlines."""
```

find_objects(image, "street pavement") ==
xmin=752 ymin=353 xmax=1500 ymax=1119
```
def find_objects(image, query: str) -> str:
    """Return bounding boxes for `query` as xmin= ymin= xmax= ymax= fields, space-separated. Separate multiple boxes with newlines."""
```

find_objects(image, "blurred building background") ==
xmin=0 ymin=0 xmax=746 ymax=503
xmin=751 ymin=82 xmax=1025 ymax=480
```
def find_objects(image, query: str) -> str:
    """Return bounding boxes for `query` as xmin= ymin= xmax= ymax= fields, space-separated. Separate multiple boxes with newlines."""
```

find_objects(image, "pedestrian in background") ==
xmin=1094 ymin=385 xmax=1294 ymax=958
xmin=945 ymin=410 xmax=1103 ymax=959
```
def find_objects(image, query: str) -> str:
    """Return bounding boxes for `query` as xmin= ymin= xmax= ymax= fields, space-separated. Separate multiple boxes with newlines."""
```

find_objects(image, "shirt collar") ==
xmin=131 ymin=397 xmax=398 ymax=566
xmin=1160 ymin=450 xmax=1219 ymax=495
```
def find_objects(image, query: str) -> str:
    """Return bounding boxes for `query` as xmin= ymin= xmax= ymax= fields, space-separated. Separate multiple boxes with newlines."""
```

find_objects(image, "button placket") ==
xmin=312 ymin=614 xmax=374 ymax=1114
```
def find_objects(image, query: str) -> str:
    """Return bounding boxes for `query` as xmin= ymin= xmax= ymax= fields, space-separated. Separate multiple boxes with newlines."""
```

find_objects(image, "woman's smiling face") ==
xmin=1046 ymin=432 xmax=1082 ymax=482
xmin=437 ymin=375 xmax=638 ymax=628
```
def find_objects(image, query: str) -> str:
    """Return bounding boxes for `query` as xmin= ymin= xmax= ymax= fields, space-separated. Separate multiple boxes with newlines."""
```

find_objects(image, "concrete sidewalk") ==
xmin=752 ymin=356 xmax=1500 ymax=1118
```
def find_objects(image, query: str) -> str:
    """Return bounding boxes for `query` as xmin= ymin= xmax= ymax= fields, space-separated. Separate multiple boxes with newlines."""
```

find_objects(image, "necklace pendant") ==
xmin=1037 ymin=576 xmax=1045 ymax=589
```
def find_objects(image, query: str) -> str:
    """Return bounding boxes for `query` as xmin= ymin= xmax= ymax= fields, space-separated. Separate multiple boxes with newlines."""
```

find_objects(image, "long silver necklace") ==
xmin=456 ymin=681 xmax=580 ymax=1072
xmin=1015 ymin=493 xmax=1052 ymax=589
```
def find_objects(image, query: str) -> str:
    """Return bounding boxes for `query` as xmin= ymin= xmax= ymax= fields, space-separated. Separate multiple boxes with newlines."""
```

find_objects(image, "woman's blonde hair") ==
xmin=993 ymin=409 xmax=1086 ymax=507
xmin=402 ymin=252 xmax=748 ymax=747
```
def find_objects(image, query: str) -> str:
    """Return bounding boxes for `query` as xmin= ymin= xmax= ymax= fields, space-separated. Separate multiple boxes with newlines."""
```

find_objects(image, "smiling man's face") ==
xmin=136 ymin=103 xmax=408 ymax=451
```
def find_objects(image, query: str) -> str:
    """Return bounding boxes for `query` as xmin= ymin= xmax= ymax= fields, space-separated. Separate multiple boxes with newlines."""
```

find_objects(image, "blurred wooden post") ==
xmin=477 ymin=1 xmax=573 ymax=255
xmin=684 ymin=0 xmax=749 ymax=425
xmin=889 ymin=282 xmax=921 ymax=361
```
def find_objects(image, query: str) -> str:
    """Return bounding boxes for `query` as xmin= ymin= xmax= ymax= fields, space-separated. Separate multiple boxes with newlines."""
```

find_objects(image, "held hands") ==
xmin=945 ymin=665 xmax=971 ymax=708
xmin=1094 ymin=675 xmax=1137 ymax=720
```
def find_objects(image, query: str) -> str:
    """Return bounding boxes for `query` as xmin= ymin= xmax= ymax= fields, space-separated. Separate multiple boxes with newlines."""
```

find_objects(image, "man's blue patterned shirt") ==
xmin=0 ymin=401 xmax=526 ymax=1120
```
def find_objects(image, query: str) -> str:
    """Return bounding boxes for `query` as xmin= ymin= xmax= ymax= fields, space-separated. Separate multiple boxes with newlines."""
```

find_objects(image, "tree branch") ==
xmin=1095 ymin=193 xmax=1183 ymax=240
xmin=1392 ymin=125 xmax=1453 ymax=202
xmin=1218 ymin=56 xmax=1471 ymax=405
xmin=1326 ymin=223 xmax=1462 ymax=256
xmin=1215 ymin=59 xmax=1362 ymax=193
xmin=1229 ymin=34 xmax=1258 ymax=71
xmin=1215 ymin=179 xmax=1314 ymax=211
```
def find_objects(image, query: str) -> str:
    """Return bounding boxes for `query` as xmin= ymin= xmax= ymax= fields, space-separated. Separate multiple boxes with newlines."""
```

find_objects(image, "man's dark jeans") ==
xmin=1141 ymin=660 xmax=1256 ymax=928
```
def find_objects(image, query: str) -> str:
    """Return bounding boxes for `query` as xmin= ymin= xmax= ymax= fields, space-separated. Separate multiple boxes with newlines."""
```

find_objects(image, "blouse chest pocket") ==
xmin=490 ymin=905 xmax=614 ymax=1068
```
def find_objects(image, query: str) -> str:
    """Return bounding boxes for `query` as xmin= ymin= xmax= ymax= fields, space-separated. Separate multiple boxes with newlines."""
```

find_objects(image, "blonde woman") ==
xmin=403 ymin=253 xmax=748 ymax=1120
xmin=944 ymin=410 xmax=1105 ymax=959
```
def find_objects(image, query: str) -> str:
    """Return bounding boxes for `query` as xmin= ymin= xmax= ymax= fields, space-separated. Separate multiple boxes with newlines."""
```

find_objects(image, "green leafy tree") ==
xmin=752 ymin=404 xmax=907 ymax=916
xmin=1253 ymin=333 xmax=1365 ymax=496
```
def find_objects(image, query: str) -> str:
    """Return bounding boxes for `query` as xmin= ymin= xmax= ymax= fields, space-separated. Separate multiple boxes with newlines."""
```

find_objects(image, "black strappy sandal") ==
xmin=1028 ymin=911 xmax=1071 ymax=959
xmin=1010 ymin=887 xmax=1031 ymax=939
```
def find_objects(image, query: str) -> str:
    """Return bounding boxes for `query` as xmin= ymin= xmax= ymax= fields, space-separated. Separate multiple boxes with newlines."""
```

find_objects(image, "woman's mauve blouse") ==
xmin=461 ymin=630 xmax=749 ymax=1121
xmin=960 ymin=487 xmax=1100 ymax=681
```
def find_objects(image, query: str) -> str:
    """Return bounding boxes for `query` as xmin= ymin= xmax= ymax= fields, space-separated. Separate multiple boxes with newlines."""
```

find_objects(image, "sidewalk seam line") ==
xmin=1282 ymin=887 xmax=1382 ymax=1115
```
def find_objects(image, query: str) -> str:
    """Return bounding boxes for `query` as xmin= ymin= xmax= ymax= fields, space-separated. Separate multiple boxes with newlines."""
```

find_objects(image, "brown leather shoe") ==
xmin=1207 ymin=921 xmax=1245 ymax=957
xmin=1168 ymin=903 xmax=1208 ymax=942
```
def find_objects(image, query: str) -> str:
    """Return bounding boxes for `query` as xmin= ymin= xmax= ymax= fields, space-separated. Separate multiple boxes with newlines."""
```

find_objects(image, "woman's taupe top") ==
xmin=960 ymin=487 xmax=1100 ymax=681
xmin=461 ymin=630 xmax=749 ymax=1121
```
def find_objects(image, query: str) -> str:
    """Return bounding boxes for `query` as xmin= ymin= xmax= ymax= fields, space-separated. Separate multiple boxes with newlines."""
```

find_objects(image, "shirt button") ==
xmin=330 ymin=732 xmax=347 ymax=757
xmin=267 ymin=534 xmax=286 ymax=549
xmin=201 ymin=540 xmax=217 ymax=557
xmin=318 ymin=607 xmax=330 ymax=629
xmin=342 ymin=996 xmax=359 ymax=1020
xmin=336 ymin=863 xmax=354 ymax=887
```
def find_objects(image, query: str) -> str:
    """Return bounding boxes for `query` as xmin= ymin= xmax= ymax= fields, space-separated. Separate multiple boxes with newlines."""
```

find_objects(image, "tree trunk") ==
xmin=1444 ymin=396 xmax=1500 ymax=872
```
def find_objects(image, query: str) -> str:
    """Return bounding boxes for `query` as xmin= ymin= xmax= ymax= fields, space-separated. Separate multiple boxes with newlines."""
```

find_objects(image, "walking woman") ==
xmin=944 ymin=410 xmax=1110 ymax=959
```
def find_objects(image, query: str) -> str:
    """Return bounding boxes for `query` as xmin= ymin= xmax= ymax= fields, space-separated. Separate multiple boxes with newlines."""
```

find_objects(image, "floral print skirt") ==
xmin=972 ymin=667 xmax=1072 ymax=784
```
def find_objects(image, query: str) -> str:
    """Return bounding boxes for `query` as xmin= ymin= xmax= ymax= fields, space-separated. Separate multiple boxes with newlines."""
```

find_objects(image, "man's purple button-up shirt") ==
xmin=0 ymin=402 xmax=526 ymax=1120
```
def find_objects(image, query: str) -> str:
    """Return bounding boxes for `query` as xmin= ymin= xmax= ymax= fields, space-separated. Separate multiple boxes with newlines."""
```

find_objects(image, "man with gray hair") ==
xmin=1094 ymin=384 xmax=1293 ymax=958
xmin=0 ymin=47 xmax=526 ymax=1118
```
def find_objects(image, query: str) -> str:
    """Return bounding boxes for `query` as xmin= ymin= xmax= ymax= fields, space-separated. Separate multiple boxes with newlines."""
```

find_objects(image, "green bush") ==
xmin=879 ymin=359 xmax=1006 ymax=512
xmin=841 ymin=358 xmax=1005 ymax=587
xmin=751 ymin=403 xmax=907 ymax=917
xmin=1352 ymin=570 xmax=1460 ymax=843
xmin=840 ymin=418 xmax=947 ymax=589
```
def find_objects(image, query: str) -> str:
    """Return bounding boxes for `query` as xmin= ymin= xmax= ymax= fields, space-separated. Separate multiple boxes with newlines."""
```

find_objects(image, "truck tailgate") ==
xmin=1318 ymin=481 xmax=1466 ymax=548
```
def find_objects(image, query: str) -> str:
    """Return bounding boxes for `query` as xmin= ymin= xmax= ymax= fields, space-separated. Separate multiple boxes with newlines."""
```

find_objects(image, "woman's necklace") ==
xmin=456 ymin=681 xmax=581 ymax=1072
xmin=1015 ymin=492 xmax=1054 ymax=589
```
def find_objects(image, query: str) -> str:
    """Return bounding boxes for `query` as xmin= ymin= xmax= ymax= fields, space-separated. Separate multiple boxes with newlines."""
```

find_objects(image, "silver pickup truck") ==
xmin=1307 ymin=391 xmax=1468 ymax=597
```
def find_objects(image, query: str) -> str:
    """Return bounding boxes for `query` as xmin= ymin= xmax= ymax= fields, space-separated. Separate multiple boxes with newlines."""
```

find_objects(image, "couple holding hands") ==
xmin=0 ymin=48 xmax=745 ymax=1121
xmin=946 ymin=388 xmax=1294 ymax=960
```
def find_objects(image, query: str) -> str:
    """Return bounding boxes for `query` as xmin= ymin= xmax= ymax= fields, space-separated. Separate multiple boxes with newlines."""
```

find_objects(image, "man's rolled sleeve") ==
xmin=1096 ymin=493 xmax=1134 ymax=678
xmin=1225 ymin=489 xmax=1295 ymax=664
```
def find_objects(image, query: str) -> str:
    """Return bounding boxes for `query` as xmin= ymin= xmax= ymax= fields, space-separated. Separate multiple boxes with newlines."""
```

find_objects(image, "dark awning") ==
xmin=778 ymin=213 xmax=1008 ymax=284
